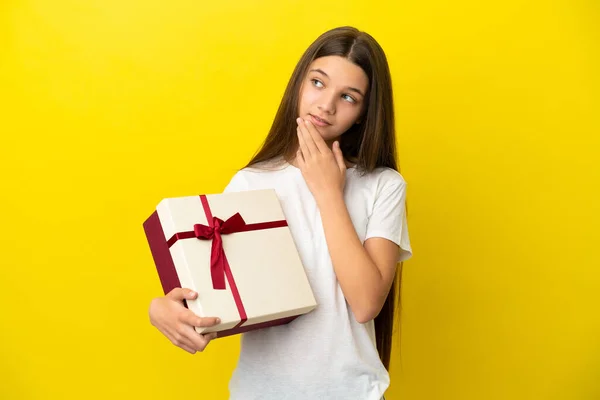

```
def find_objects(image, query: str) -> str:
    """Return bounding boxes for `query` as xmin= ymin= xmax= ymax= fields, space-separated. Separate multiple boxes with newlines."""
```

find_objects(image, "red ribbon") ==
xmin=166 ymin=195 xmax=288 ymax=326
xmin=192 ymin=212 xmax=247 ymax=290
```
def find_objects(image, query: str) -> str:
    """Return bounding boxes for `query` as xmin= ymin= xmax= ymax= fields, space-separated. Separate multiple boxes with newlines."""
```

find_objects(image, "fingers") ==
xmin=151 ymin=291 xmax=220 ymax=355
xmin=169 ymin=327 xmax=200 ymax=353
xmin=160 ymin=290 xmax=221 ymax=354
xmin=169 ymin=318 xmax=219 ymax=354
xmin=296 ymin=118 xmax=319 ymax=156
xmin=297 ymin=125 xmax=312 ymax=159
xmin=179 ymin=324 xmax=216 ymax=353
xmin=180 ymin=344 xmax=197 ymax=354
xmin=296 ymin=149 xmax=305 ymax=168
xmin=180 ymin=312 xmax=220 ymax=350
xmin=166 ymin=287 xmax=197 ymax=302
xmin=301 ymin=119 xmax=329 ymax=154
xmin=196 ymin=317 xmax=221 ymax=328
xmin=183 ymin=311 xmax=221 ymax=328
xmin=332 ymin=141 xmax=346 ymax=172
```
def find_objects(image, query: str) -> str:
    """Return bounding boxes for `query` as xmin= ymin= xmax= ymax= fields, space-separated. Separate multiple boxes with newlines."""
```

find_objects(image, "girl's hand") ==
xmin=296 ymin=117 xmax=346 ymax=204
xmin=148 ymin=288 xmax=221 ymax=354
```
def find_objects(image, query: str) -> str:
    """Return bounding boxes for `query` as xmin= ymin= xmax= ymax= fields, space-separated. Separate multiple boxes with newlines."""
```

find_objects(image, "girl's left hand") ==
xmin=296 ymin=117 xmax=346 ymax=204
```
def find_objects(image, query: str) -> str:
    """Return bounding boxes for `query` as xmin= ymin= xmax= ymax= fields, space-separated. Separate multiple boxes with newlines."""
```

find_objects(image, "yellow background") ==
xmin=1 ymin=0 xmax=599 ymax=399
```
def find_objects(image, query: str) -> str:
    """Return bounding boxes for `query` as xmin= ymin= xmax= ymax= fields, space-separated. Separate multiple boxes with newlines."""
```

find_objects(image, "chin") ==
xmin=319 ymin=131 xmax=337 ymax=141
xmin=323 ymin=129 xmax=346 ymax=141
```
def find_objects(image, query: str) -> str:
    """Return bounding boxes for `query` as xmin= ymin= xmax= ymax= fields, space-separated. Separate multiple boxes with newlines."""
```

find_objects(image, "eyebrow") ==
xmin=309 ymin=68 xmax=365 ymax=97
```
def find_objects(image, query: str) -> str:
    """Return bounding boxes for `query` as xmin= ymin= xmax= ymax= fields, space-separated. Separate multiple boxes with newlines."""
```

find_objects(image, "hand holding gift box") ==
xmin=143 ymin=189 xmax=317 ymax=338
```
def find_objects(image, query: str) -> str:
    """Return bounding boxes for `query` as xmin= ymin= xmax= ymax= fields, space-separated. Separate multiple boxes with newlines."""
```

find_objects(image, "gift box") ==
xmin=143 ymin=189 xmax=317 ymax=338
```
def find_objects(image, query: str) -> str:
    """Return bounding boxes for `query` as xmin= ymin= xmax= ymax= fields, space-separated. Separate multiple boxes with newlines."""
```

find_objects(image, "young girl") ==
xmin=148 ymin=26 xmax=413 ymax=400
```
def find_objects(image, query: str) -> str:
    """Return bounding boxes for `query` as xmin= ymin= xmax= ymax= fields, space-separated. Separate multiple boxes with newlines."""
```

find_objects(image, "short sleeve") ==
xmin=365 ymin=173 xmax=413 ymax=262
xmin=223 ymin=170 xmax=248 ymax=193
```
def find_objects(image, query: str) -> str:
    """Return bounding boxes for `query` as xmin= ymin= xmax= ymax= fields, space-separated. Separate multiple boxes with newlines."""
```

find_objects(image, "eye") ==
xmin=342 ymin=94 xmax=357 ymax=104
xmin=311 ymin=78 xmax=324 ymax=88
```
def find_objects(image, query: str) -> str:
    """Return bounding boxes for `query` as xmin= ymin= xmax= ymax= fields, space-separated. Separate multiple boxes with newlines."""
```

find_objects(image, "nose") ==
xmin=317 ymin=91 xmax=336 ymax=115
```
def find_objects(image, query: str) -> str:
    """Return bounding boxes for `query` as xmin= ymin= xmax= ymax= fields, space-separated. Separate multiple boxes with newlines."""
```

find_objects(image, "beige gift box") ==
xmin=143 ymin=189 xmax=317 ymax=337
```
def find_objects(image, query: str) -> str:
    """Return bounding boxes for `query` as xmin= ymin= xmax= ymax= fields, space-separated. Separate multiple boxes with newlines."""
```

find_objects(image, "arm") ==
xmin=317 ymin=192 xmax=400 ymax=323
xmin=295 ymin=117 xmax=403 ymax=323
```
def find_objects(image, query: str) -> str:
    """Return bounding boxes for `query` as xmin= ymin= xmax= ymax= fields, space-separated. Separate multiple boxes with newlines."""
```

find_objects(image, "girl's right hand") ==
xmin=148 ymin=288 xmax=221 ymax=354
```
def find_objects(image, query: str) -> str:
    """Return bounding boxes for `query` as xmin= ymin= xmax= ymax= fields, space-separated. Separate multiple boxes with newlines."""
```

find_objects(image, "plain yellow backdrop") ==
xmin=1 ymin=0 xmax=599 ymax=399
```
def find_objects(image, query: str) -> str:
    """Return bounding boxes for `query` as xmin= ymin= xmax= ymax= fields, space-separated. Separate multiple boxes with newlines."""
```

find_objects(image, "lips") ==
xmin=309 ymin=114 xmax=331 ymax=126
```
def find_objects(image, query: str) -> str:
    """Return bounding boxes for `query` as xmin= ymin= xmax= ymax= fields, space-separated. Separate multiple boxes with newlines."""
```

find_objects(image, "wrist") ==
xmin=315 ymin=189 xmax=345 ymax=209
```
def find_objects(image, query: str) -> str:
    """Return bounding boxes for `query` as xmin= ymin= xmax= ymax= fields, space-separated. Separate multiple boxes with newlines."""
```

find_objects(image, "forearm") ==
xmin=317 ymin=192 xmax=385 ymax=323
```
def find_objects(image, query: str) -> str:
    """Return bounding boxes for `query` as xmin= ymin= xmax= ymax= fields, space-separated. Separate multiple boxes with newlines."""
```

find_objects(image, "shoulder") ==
xmin=223 ymin=159 xmax=292 ymax=193
xmin=223 ymin=169 xmax=248 ymax=193
xmin=351 ymin=166 xmax=407 ymax=193
xmin=374 ymin=167 xmax=406 ymax=186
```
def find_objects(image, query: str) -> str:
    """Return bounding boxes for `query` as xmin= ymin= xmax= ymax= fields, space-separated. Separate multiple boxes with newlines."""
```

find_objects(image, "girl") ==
xmin=149 ymin=26 xmax=413 ymax=400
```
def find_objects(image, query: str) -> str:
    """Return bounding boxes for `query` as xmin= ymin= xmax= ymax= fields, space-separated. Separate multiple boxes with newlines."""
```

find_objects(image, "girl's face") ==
xmin=297 ymin=56 xmax=369 ymax=143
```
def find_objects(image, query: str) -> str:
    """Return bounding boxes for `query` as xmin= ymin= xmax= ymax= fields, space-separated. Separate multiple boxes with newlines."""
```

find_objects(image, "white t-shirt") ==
xmin=223 ymin=159 xmax=412 ymax=400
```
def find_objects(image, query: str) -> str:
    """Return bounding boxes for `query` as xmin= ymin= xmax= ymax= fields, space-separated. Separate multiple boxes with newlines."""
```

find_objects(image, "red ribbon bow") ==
xmin=193 ymin=213 xmax=246 ymax=290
